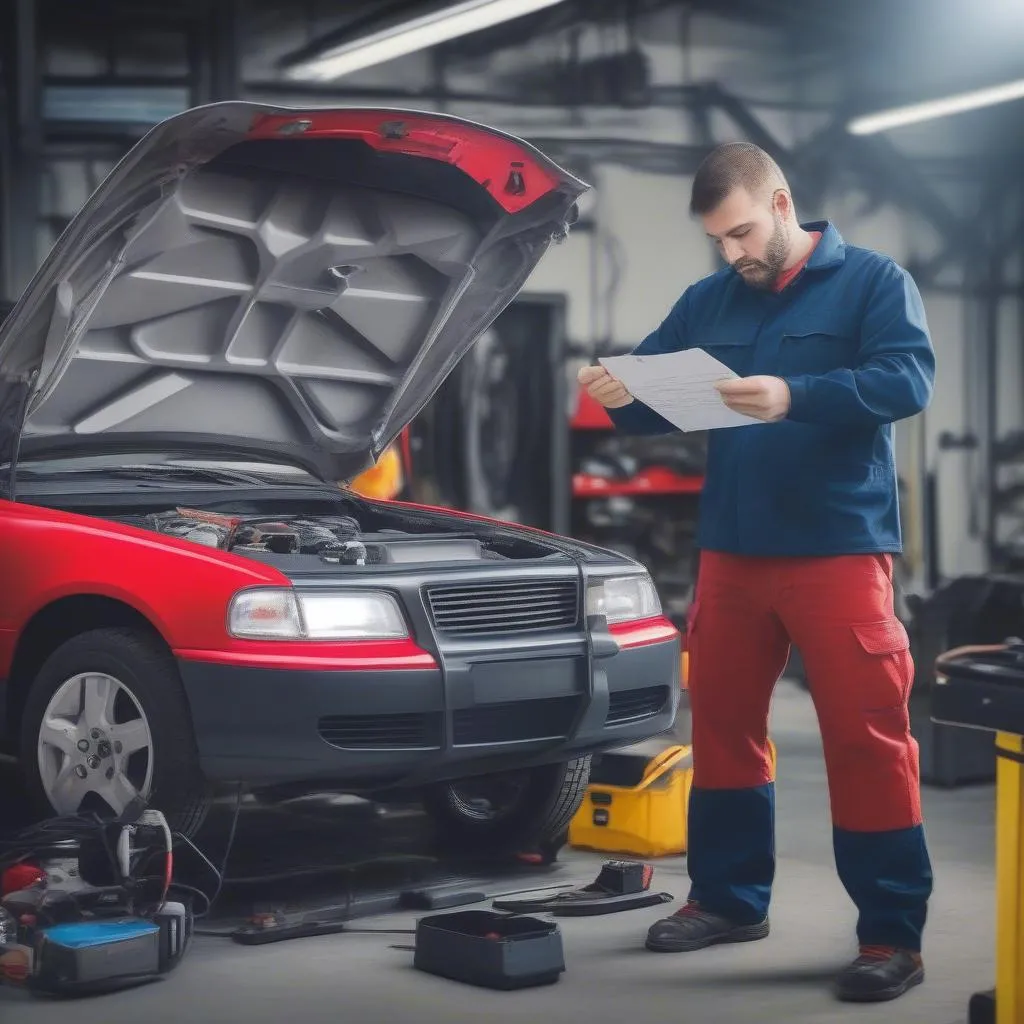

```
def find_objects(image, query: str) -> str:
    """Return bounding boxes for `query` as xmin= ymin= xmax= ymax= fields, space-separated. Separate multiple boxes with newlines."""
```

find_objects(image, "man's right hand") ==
xmin=577 ymin=365 xmax=634 ymax=409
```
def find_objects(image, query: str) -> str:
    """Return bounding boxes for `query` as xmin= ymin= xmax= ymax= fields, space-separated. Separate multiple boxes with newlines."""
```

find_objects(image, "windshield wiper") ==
xmin=18 ymin=464 xmax=274 ymax=487
xmin=107 ymin=464 xmax=276 ymax=486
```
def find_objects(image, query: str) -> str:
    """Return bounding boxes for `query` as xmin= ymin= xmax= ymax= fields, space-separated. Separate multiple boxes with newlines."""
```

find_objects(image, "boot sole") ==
xmin=835 ymin=966 xmax=925 ymax=1003
xmin=645 ymin=919 xmax=770 ymax=953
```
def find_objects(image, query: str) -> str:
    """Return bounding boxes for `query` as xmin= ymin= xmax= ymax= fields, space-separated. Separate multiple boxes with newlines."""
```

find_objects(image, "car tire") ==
xmin=19 ymin=627 xmax=212 ymax=837
xmin=421 ymin=756 xmax=591 ymax=854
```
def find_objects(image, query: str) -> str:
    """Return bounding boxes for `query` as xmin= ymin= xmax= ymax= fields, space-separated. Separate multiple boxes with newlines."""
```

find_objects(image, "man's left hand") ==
xmin=714 ymin=376 xmax=791 ymax=422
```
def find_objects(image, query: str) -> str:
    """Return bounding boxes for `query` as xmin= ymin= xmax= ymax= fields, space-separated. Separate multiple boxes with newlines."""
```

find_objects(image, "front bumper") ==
xmin=176 ymin=623 xmax=680 ymax=789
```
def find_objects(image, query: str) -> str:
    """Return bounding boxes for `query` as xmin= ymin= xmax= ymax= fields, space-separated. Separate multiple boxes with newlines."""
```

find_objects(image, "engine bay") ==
xmin=117 ymin=506 xmax=509 ymax=565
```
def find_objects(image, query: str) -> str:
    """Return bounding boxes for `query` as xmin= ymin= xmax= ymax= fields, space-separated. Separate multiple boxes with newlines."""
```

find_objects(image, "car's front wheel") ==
xmin=420 ymin=756 xmax=591 ymax=855
xmin=19 ymin=627 xmax=212 ymax=837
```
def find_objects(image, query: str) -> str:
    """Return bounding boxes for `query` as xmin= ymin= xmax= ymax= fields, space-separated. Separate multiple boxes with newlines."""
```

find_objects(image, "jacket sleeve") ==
xmin=605 ymin=290 xmax=691 ymax=436
xmin=782 ymin=261 xmax=935 ymax=427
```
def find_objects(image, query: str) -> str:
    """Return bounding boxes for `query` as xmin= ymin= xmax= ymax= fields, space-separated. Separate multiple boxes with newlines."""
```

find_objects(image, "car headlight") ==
xmin=585 ymin=574 xmax=661 ymax=624
xmin=228 ymin=588 xmax=408 ymax=640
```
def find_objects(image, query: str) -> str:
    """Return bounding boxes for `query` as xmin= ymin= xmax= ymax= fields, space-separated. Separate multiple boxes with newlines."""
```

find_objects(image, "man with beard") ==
xmin=578 ymin=142 xmax=935 ymax=1004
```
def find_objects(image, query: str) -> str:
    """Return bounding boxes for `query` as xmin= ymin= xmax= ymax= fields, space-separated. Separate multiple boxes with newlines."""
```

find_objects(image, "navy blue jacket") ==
xmin=606 ymin=222 xmax=935 ymax=557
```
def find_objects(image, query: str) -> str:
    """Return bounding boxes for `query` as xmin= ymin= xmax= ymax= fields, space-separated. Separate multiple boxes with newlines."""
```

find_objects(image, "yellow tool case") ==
xmin=569 ymin=739 xmax=778 ymax=859
xmin=569 ymin=745 xmax=694 ymax=858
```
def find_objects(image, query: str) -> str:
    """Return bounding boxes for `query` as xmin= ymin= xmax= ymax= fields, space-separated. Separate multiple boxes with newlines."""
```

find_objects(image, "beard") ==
xmin=733 ymin=215 xmax=790 ymax=290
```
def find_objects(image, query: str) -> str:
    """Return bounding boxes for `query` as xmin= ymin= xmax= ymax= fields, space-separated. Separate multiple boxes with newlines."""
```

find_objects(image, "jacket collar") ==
xmin=802 ymin=220 xmax=846 ymax=270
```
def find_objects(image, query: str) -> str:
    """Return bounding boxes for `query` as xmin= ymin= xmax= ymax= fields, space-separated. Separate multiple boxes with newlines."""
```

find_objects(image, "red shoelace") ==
xmin=672 ymin=901 xmax=706 ymax=918
xmin=857 ymin=945 xmax=898 ymax=962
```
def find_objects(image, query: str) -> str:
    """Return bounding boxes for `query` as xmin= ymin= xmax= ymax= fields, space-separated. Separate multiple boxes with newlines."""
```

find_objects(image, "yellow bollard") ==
xmin=995 ymin=732 xmax=1024 ymax=1024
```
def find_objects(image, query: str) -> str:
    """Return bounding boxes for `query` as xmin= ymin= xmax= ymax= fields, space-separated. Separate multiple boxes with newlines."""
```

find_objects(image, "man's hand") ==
xmin=715 ymin=375 xmax=791 ymax=422
xmin=577 ymin=365 xmax=634 ymax=409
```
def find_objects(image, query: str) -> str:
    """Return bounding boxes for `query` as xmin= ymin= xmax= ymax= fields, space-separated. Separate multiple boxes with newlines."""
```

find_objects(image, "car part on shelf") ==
xmin=590 ymin=433 xmax=707 ymax=477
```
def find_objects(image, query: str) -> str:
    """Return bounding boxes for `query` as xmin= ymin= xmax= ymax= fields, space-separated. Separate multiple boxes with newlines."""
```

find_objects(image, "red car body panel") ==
xmin=0 ymin=499 xmax=283 ymax=667
xmin=0 ymin=498 xmax=445 ymax=674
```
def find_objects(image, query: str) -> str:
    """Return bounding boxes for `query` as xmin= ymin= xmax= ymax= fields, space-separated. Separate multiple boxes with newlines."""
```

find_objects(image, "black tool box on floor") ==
xmin=413 ymin=910 xmax=565 ymax=990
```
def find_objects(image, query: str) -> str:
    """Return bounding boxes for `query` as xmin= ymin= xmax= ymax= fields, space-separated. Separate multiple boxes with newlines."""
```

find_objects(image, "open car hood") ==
xmin=0 ymin=102 xmax=588 ymax=487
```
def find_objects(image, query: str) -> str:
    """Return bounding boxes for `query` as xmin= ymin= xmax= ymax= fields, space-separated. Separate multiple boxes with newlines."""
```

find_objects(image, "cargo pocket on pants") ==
xmin=851 ymin=618 xmax=913 ymax=712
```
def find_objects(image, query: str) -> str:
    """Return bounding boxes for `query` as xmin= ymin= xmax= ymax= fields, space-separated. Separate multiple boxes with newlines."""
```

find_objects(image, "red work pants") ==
xmin=688 ymin=551 xmax=921 ymax=832
xmin=684 ymin=551 xmax=932 ymax=949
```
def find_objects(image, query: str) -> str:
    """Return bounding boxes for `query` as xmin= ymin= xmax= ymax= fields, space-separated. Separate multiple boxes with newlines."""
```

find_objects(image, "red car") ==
xmin=0 ymin=103 xmax=680 ymax=850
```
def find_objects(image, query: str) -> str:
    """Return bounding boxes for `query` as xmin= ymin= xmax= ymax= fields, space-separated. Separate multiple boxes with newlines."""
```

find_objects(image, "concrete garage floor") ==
xmin=4 ymin=680 xmax=995 ymax=1024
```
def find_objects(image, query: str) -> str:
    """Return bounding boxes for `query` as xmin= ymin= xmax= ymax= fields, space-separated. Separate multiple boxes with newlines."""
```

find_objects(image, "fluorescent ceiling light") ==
xmin=285 ymin=0 xmax=569 ymax=82
xmin=847 ymin=77 xmax=1024 ymax=135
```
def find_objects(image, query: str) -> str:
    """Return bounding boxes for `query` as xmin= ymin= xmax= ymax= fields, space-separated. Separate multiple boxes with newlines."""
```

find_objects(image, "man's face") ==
xmin=702 ymin=187 xmax=790 ymax=290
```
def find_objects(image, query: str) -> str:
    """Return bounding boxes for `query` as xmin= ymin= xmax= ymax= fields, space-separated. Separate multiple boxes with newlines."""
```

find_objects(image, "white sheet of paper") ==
xmin=598 ymin=348 xmax=761 ymax=432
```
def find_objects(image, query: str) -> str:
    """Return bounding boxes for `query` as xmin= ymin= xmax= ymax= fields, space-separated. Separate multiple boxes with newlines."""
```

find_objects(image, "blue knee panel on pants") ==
xmin=687 ymin=785 xmax=933 ymax=950
xmin=687 ymin=785 xmax=776 ymax=926
xmin=833 ymin=824 xmax=933 ymax=951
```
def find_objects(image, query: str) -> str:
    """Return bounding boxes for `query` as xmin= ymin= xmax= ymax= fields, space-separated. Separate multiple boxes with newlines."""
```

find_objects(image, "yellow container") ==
xmin=994 ymin=731 xmax=1024 ymax=1024
xmin=569 ymin=745 xmax=694 ymax=858
xmin=569 ymin=739 xmax=779 ymax=859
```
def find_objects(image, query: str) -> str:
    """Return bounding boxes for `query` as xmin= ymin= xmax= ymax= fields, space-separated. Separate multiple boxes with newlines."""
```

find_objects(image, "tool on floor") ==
xmin=0 ymin=807 xmax=194 ymax=996
xmin=492 ymin=859 xmax=672 ymax=916
xmin=231 ymin=907 xmax=414 ymax=946
xmin=230 ymin=876 xmax=570 ymax=944
xmin=219 ymin=848 xmax=565 ymax=945
xmin=413 ymin=910 xmax=565 ymax=990
xmin=399 ymin=886 xmax=488 ymax=910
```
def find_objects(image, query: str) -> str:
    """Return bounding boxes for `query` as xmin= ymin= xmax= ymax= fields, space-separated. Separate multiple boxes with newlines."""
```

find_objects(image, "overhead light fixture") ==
xmin=285 ymin=0 xmax=569 ymax=82
xmin=847 ymin=77 xmax=1024 ymax=135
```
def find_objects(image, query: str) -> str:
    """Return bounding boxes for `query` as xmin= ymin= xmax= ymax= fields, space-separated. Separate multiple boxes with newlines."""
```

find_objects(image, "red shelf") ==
xmin=570 ymin=387 xmax=614 ymax=430
xmin=573 ymin=467 xmax=704 ymax=497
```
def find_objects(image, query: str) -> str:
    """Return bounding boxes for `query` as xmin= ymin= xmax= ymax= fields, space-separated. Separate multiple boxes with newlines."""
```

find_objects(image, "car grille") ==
xmin=606 ymin=686 xmax=670 ymax=725
xmin=425 ymin=579 xmax=579 ymax=636
xmin=317 ymin=712 xmax=442 ymax=750
xmin=452 ymin=696 xmax=582 ymax=746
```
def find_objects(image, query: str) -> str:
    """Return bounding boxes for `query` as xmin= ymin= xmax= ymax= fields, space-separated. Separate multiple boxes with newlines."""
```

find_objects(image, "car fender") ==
xmin=0 ymin=500 xmax=290 ymax=668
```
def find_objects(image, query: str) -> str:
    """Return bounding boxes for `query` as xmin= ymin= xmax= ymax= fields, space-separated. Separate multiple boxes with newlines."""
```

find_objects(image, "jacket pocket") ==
xmin=778 ymin=330 xmax=857 ymax=375
xmin=700 ymin=338 xmax=754 ymax=377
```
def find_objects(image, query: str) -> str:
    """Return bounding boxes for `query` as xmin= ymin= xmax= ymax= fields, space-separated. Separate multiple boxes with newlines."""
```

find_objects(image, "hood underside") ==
xmin=0 ymin=102 xmax=588 ymax=487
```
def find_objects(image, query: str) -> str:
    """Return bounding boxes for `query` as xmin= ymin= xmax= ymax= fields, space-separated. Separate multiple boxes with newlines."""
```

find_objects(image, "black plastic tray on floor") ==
xmin=413 ymin=910 xmax=565 ymax=990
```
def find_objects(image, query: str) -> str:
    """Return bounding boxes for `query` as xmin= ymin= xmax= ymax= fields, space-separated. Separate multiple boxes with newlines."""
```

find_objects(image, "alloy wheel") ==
xmin=36 ymin=672 xmax=154 ymax=817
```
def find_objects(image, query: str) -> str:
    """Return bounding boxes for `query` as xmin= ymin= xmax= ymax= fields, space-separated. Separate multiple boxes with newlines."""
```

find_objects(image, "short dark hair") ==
xmin=689 ymin=142 xmax=787 ymax=216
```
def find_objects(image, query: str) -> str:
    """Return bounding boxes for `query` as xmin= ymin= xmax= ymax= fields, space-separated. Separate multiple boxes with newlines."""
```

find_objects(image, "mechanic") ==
xmin=577 ymin=142 xmax=935 ymax=1005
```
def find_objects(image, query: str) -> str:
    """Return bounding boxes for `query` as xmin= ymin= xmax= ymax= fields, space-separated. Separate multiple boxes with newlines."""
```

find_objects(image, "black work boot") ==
xmin=645 ymin=900 xmax=770 ymax=953
xmin=834 ymin=946 xmax=924 ymax=1002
